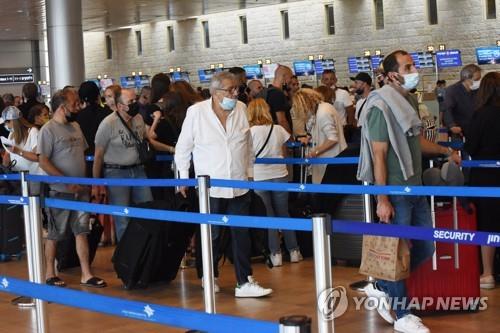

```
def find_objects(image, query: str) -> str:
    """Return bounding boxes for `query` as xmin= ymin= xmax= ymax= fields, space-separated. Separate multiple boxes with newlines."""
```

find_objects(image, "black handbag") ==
xmin=116 ymin=112 xmax=156 ymax=164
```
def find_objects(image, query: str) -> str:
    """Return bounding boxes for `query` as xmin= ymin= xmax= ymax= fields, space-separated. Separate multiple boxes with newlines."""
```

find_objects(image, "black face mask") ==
xmin=282 ymin=83 xmax=290 ymax=92
xmin=127 ymin=102 xmax=140 ymax=117
xmin=355 ymin=88 xmax=364 ymax=95
xmin=238 ymin=84 xmax=247 ymax=95
xmin=64 ymin=107 xmax=78 ymax=122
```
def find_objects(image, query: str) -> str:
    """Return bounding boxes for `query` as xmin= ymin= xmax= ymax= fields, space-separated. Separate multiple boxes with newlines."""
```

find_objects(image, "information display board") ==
xmin=293 ymin=61 xmax=315 ymax=76
xmin=243 ymin=65 xmax=263 ymax=79
xmin=198 ymin=68 xmax=224 ymax=83
xmin=262 ymin=63 xmax=279 ymax=79
xmin=0 ymin=73 xmax=34 ymax=84
xmin=120 ymin=76 xmax=136 ymax=89
xmin=370 ymin=55 xmax=384 ymax=70
xmin=99 ymin=78 xmax=114 ymax=90
xmin=170 ymin=72 xmax=190 ymax=82
xmin=135 ymin=75 xmax=150 ymax=88
xmin=347 ymin=56 xmax=371 ymax=73
xmin=435 ymin=49 xmax=462 ymax=68
xmin=313 ymin=59 xmax=335 ymax=75
xmin=475 ymin=46 xmax=500 ymax=65
xmin=410 ymin=52 xmax=434 ymax=69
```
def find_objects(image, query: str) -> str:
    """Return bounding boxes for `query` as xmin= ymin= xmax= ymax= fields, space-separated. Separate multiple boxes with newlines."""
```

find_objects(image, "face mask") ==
xmin=126 ymin=102 xmax=140 ymax=117
xmin=282 ymin=83 xmax=290 ymax=92
xmin=4 ymin=125 xmax=13 ymax=133
xmin=40 ymin=116 xmax=49 ymax=125
xmin=238 ymin=84 xmax=247 ymax=95
xmin=63 ymin=106 xmax=77 ymax=122
xmin=219 ymin=97 xmax=237 ymax=111
xmin=355 ymin=88 xmax=364 ymax=95
xmin=471 ymin=80 xmax=481 ymax=91
xmin=401 ymin=73 xmax=420 ymax=91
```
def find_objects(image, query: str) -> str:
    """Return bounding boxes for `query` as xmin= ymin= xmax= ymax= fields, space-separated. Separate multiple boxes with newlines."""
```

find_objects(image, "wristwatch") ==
xmin=19 ymin=150 xmax=24 ymax=157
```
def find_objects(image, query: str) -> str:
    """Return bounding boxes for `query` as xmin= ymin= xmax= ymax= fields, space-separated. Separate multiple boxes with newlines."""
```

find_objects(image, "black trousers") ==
xmin=195 ymin=191 xmax=253 ymax=285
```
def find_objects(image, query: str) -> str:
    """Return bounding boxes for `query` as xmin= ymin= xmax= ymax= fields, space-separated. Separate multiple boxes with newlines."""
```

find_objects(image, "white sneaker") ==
xmin=394 ymin=314 xmax=430 ymax=333
xmin=364 ymin=283 xmax=395 ymax=324
xmin=290 ymin=249 xmax=303 ymax=263
xmin=201 ymin=278 xmax=220 ymax=293
xmin=235 ymin=280 xmax=273 ymax=298
xmin=270 ymin=253 xmax=283 ymax=267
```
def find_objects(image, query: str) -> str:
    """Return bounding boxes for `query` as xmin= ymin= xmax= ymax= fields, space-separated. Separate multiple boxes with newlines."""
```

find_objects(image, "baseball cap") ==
xmin=350 ymin=72 xmax=373 ymax=86
xmin=0 ymin=106 xmax=22 ymax=124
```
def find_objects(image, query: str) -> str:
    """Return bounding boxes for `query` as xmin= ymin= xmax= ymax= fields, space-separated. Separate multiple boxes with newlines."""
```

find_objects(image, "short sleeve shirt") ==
xmin=37 ymin=120 xmax=88 ymax=192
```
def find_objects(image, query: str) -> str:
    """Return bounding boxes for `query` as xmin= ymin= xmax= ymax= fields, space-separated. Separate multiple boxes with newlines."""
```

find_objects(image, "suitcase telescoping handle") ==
xmin=430 ymin=160 xmax=438 ymax=271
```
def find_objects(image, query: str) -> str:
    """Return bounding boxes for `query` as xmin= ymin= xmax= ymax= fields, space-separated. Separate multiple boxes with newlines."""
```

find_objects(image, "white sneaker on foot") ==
xmin=235 ymin=280 xmax=272 ymax=298
xmin=394 ymin=314 xmax=430 ymax=333
xmin=290 ymin=249 xmax=303 ymax=263
xmin=364 ymin=283 xmax=395 ymax=324
xmin=201 ymin=278 xmax=220 ymax=293
xmin=270 ymin=253 xmax=283 ymax=267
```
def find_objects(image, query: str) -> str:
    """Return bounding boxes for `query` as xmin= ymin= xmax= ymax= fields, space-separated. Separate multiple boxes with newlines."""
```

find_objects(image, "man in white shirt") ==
xmin=175 ymin=72 xmax=272 ymax=298
xmin=321 ymin=70 xmax=355 ymax=126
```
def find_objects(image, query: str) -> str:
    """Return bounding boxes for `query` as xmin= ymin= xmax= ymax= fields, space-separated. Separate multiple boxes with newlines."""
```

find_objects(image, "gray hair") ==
xmin=209 ymin=71 xmax=236 ymax=95
xmin=460 ymin=64 xmax=481 ymax=82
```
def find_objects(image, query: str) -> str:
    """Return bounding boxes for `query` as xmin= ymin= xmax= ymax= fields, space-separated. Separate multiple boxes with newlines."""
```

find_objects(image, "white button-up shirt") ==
xmin=174 ymin=98 xmax=254 ymax=198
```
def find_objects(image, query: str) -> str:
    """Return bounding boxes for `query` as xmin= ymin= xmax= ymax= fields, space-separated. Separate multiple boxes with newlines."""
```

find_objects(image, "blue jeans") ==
xmin=377 ymin=195 xmax=435 ymax=319
xmin=255 ymin=176 xmax=299 ymax=255
xmin=104 ymin=165 xmax=153 ymax=242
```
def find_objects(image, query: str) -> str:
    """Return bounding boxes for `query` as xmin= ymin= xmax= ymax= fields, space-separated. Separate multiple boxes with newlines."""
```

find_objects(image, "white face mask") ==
xmin=401 ymin=73 xmax=420 ymax=91
xmin=470 ymin=80 xmax=481 ymax=91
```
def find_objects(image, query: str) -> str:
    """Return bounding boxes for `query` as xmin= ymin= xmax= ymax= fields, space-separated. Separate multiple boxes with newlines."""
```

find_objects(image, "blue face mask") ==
xmin=4 ymin=125 xmax=13 ymax=133
xmin=219 ymin=97 xmax=237 ymax=111
xmin=401 ymin=73 xmax=420 ymax=91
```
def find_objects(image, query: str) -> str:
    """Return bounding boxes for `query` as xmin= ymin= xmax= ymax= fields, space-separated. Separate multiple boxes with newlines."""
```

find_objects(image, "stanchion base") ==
xmin=11 ymin=296 xmax=35 ymax=308
xmin=349 ymin=279 xmax=373 ymax=292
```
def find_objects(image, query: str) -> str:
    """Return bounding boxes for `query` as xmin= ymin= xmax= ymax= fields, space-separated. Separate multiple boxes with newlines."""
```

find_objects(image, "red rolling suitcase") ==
xmin=406 ymin=198 xmax=480 ymax=311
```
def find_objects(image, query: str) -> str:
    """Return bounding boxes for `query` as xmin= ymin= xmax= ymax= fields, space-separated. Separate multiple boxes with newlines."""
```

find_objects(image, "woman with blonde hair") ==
xmin=248 ymin=98 xmax=302 ymax=267
xmin=292 ymin=88 xmax=347 ymax=182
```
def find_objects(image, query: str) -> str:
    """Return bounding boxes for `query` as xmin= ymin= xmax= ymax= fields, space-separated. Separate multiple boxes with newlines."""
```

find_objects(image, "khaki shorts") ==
xmin=46 ymin=191 xmax=90 ymax=241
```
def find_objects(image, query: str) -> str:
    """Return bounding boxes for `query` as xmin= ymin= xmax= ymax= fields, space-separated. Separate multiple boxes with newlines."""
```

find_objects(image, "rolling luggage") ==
xmin=112 ymin=198 xmax=196 ymax=289
xmin=55 ymin=214 xmax=103 ymax=271
xmin=406 ymin=199 xmax=480 ymax=311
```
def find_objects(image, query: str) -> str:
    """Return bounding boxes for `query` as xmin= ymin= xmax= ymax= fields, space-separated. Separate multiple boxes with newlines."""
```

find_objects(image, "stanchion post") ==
xmin=11 ymin=171 xmax=35 ymax=307
xmin=349 ymin=182 xmax=374 ymax=291
xmin=28 ymin=195 xmax=49 ymax=333
xmin=197 ymin=175 xmax=216 ymax=314
xmin=312 ymin=214 xmax=334 ymax=333
xmin=280 ymin=315 xmax=312 ymax=333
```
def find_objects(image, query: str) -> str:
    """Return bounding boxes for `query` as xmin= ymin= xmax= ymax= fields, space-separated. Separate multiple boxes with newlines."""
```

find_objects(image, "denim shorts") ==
xmin=46 ymin=191 xmax=90 ymax=241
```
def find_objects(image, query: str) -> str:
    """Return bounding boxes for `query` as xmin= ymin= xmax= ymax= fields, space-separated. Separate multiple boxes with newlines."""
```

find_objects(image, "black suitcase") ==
xmin=112 ymin=198 xmax=196 ymax=289
xmin=0 ymin=204 xmax=24 ymax=262
xmin=55 ymin=216 xmax=103 ymax=271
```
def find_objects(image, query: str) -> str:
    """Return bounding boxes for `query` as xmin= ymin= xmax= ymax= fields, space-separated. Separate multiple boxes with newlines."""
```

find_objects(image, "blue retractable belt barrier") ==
xmin=1 ymin=173 xmax=21 ymax=181
xmin=26 ymin=174 xmax=196 ymax=187
xmin=210 ymin=179 xmax=500 ymax=198
xmin=461 ymin=160 xmax=500 ymax=168
xmin=43 ymin=198 xmax=500 ymax=247
xmin=438 ymin=141 xmax=464 ymax=149
xmin=0 ymin=195 xmax=28 ymax=205
xmin=85 ymin=155 xmax=175 ymax=162
xmin=0 ymin=276 xmax=279 ymax=333
xmin=255 ymin=157 xmax=359 ymax=165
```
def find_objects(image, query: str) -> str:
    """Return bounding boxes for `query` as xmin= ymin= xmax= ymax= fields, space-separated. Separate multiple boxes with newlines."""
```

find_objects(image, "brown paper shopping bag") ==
xmin=359 ymin=236 xmax=410 ymax=281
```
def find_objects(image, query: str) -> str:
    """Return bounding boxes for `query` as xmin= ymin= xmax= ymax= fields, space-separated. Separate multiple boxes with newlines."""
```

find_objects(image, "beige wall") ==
xmin=83 ymin=0 xmax=500 ymax=89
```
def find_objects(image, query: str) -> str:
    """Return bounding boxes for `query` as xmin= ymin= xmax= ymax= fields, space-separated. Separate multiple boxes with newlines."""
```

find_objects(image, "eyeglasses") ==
xmin=216 ymin=87 xmax=238 ymax=95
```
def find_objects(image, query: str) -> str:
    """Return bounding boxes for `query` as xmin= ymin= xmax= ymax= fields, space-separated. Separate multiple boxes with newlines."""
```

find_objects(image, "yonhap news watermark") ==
xmin=318 ymin=287 xmax=489 ymax=320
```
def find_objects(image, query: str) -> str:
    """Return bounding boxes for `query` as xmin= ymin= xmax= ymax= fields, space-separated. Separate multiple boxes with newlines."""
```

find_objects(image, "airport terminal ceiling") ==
xmin=0 ymin=0 xmax=303 ymax=40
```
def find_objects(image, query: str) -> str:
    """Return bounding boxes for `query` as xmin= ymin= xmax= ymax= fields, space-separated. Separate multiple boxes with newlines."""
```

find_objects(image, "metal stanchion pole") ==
xmin=11 ymin=171 xmax=35 ymax=307
xmin=197 ymin=175 xmax=216 ymax=314
xmin=312 ymin=214 xmax=334 ymax=333
xmin=280 ymin=315 xmax=312 ymax=333
xmin=350 ymin=181 xmax=374 ymax=291
xmin=28 ymin=196 xmax=49 ymax=333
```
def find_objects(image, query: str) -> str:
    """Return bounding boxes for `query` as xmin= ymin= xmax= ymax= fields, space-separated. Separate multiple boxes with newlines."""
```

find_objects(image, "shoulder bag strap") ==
xmin=116 ymin=112 xmax=141 ymax=144
xmin=255 ymin=124 xmax=274 ymax=158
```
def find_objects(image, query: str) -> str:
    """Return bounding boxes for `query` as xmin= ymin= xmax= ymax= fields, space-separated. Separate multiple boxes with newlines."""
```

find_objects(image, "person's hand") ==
xmin=448 ymin=150 xmax=461 ymax=165
xmin=152 ymin=110 xmax=162 ymax=121
xmin=297 ymin=136 xmax=310 ymax=146
xmin=91 ymin=185 xmax=106 ymax=200
xmin=376 ymin=197 xmax=394 ymax=223
xmin=450 ymin=126 xmax=462 ymax=135
xmin=179 ymin=186 xmax=188 ymax=198
xmin=67 ymin=184 xmax=89 ymax=195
